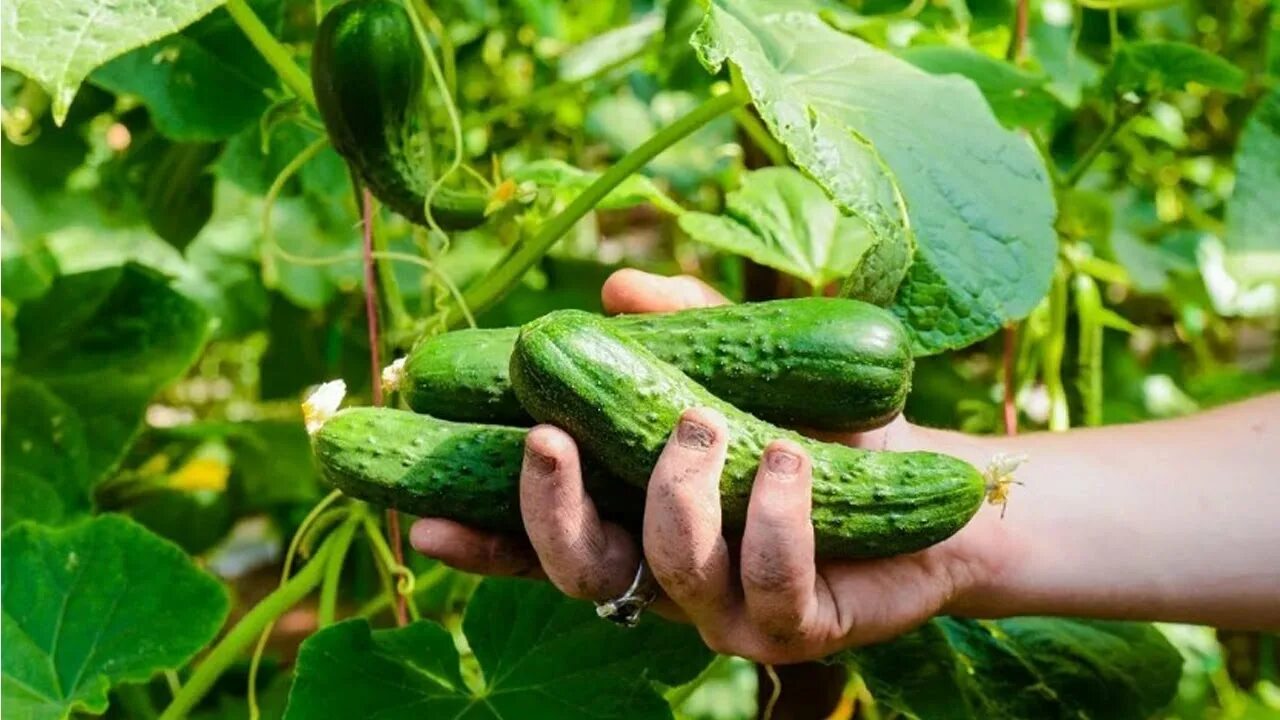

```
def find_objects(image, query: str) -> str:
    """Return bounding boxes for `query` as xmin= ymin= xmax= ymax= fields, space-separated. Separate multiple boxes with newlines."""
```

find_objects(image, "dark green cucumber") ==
xmin=311 ymin=407 xmax=641 ymax=532
xmin=397 ymin=298 xmax=913 ymax=431
xmin=509 ymin=311 xmax=984 ymax=559
xmin=312 ymin=0 xmax=486 ymax=229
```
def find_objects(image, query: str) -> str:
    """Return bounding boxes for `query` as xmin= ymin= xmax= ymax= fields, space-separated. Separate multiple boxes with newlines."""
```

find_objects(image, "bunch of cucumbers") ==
xmin=309 ymin=299 xmax=988 ymax=560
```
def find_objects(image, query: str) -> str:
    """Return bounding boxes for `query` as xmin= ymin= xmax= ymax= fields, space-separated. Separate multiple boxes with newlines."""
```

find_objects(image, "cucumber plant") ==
xmin=2 ymin=0 xmax=1274 ymax=718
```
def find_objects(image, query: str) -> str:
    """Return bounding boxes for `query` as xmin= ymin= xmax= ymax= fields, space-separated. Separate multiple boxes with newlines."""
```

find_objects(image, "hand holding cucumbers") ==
xmin=309 ymin=270 xmax=997 ymax=660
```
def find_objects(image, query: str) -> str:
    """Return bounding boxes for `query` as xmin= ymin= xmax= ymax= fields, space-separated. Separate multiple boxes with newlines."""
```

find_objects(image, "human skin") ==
xmin=411 ymin=269 xmax=1280 ymax=664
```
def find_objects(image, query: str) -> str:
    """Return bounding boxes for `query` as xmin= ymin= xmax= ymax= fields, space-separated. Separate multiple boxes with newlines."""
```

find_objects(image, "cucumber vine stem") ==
xmin=157 ymin=532 xmax=341 ymax=720
xmin=442 ymin=88 xmax=748 ymax=327
xmin=225 ymin=0 xmax=316 ymax=107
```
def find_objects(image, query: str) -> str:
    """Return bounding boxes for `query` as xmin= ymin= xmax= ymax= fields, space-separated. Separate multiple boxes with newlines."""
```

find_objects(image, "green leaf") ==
xmin=285 ymin=578 xmax=714 ymax=719
xmin=1219 ymin=87 xmax=1280 ymax=314
xmin=1 ymin=514 xmax=229 ymax=720
xmin=0 ymin=230 xmax=57 ymax=302
xmin=91 ymin=4 xmax=278 ymax=141
xmin=679 ymin=167 xmax=873 ymax=290
xmin=692 ymin=0 xmax=1057 ymax=353
xmin=2 ymin=264 xmax=210 ymax=523
xmin=558 ymin=13 xmax=662 ymax=82
xmin=1103 ymin=41 xmax=1246 ymax=96
xmin=844 ymin=617 xmax=1182 ymax=720
xmin=901 ymin=46 xmax=1060 ymax=129
xmin=1 ymin=0 xmax=227 ymax=123
xmin=510 ymin=159 xmax=685 ymax=215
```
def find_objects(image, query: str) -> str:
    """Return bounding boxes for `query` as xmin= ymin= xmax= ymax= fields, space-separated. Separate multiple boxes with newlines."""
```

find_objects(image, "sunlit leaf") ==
xmin=693 ymin=0 xmax=1057 ymax=352
xmin=1 ymin=0 xmax=226 ymax=123
xmin=679 ymin=167 xmax=873 ymax=290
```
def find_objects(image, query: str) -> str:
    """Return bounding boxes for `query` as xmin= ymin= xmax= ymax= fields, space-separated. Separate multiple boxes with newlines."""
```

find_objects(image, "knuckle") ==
xmin=741 ymin=555 xmax=798 ymax=596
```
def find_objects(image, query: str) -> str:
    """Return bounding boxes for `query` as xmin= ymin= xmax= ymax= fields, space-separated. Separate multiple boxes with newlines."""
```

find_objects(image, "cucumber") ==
xmin=311 ymin=407 xmax=641 ymax=532
xmin=312 ymin=0 xmax=487 ymax=229
xmin=509 ymin=311 xmax=985 ymax=558
xmin=395 ymin=298 xmax=913 ymax=431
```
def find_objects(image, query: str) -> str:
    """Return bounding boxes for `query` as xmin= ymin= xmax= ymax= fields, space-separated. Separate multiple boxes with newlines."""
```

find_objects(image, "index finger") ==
xmin=601 ymin=269 xmax=729 ymax=314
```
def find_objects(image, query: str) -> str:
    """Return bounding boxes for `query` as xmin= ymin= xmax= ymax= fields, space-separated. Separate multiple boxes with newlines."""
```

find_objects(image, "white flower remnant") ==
xmin=382 ymin=357 xmax=406 ymax=393
xmin=985 ymin=452 xmax=1029 ymax=518
xmin=303 ymin=380 xmax=348 ymax=435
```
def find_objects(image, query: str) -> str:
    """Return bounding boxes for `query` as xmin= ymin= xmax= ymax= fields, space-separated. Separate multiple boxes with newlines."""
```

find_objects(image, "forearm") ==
xmin=898 ymin=393 xmax=1280 ymax=629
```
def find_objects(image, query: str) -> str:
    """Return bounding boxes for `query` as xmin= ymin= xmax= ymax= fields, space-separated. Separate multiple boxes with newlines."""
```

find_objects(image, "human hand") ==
xmin=411 ymin=270 xmax=1012 ymax=662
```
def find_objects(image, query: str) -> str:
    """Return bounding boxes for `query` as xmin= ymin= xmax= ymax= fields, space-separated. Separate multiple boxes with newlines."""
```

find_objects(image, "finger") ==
xmin=409 ymin=518 xmax=542 ymax=578
xmin=741 ymin=440 xmax=829 ymax=641
xmin=601 ymin=269 xmax=729 ymax=315
xmin=643 ymin=407 xmax=739 ymax=626
xmin=520 ymin=425 xmax=640 ymax=600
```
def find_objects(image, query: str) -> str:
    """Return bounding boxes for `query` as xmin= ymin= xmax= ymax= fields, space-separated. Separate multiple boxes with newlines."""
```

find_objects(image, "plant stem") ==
xmin=157 ymin=538 xmax=337 ymax=720
xmin=365 ymin=191 xmax=411 ymax=334
xmin=317 ymin=515 xmax=361 ymax=628
xmin=358 ymin=190 xmax=409 ymax=625
xmin=225 ymin=0 xmax=316 ymax=107
xmin=444 ymin=89 xmax=747 ymax=327
xmin=1043 ymin=267 xmax=1070 ymax=431
xmin=1002 ymin=324 xmax=1019 ymax=436
xmin=1006 ymin=0 xmax=1029 ymax=62
xmin=361 ymin=189 xmax=386 ymax=409
xmin=734 ymin=107 xmax=788 ymax=167
xmin=1063 ymin=101 xmax=1145 ymax=187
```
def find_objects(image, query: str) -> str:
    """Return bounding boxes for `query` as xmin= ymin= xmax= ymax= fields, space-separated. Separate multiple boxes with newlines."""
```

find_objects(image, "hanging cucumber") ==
xmin=509 ymin=311 xmax=985 ymax=559
xmin=312 ymin=0 xmax=487 ymax=229
xmin=388 ymin=298 xmax=914 ymax=431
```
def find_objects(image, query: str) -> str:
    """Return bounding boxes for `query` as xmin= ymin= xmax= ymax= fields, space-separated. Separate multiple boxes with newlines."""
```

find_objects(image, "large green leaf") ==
xmin=692 ymin=0 xmax=1057 ymax=353
xmin=901 ymin=46 xmax=1060 ymax=129
xmin=1 ymin=264 xmax=210 ymax=524
xmin=844 ymin=617 xmax=1182 ymax=720
xmin=1103 ymin=41 xmax=1246 ymax=96
xmin=92 ymin=4 xmax=279 ymax=141
xmin=285 ymin=578 xmax=714 ymax=719
xmin=1 ymin=514 xmax=229 ymax=720
xmin=1219 ymin=87 xmax=1280 ymax=314
xmin=0 ymin=0 xmax=226 ymax=123
xmin=679 ymin=167 xmax=873 ymax=291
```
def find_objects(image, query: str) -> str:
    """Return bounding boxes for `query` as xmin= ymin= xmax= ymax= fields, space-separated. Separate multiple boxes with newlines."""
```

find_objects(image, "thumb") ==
xmin=601 ymin=269 xmax=729 ymax=314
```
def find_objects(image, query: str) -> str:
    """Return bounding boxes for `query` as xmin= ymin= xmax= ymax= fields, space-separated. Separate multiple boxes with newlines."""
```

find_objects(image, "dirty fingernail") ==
xmin=524 ymin=446 xmax=557 ymax=474
xmin=766 ymin=449 xmax=801 ymax=475
xmin=677 ymin=418 xmax=716 ymax=449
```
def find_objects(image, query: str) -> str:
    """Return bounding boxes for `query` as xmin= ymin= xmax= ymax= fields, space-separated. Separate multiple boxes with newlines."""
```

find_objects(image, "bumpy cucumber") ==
xmin=509 ymin=311 xmax=984 ymax=559
xmin=396 ymin=298 xmax=913 ymax=431
xmin=311 ymin=407 xmax=640 ymax=532
xmin=312 ymin=0 xmax=486 ymax=229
